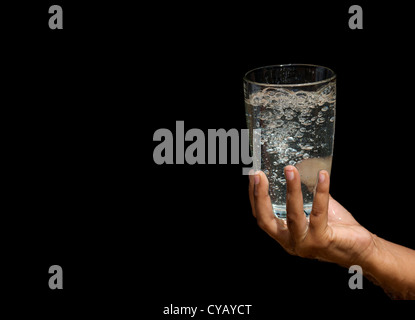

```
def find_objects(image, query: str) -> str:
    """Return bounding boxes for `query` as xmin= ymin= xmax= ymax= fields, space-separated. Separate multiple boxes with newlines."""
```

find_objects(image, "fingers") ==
xmin=249 ymin=170 xmax=259 ymax=218
xmin=250 ymin=171 xmax=279 ymax=238
xmin=285 ymin=166 xmax=308 ymax=242
xmin=250 ymin=167 xmax=331 ymax=258
xmin=248 ymin=173 xmax=256 ymax=218
xmin=310 ymin=170 xmax=330 ymax=234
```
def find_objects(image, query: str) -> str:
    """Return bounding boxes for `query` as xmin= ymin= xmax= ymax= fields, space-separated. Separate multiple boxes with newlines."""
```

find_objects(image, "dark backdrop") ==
xmin=6 ymin=0 xmax=414 ymax=317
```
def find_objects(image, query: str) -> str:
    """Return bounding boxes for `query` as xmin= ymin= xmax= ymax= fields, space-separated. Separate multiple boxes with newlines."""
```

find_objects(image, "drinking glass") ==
xmin=244 ymin=64 xmax=336 ymax=219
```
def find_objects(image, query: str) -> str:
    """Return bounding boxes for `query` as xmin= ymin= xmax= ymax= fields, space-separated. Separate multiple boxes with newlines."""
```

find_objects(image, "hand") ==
xmin=249 ymin=166 xmax=376 ymax=267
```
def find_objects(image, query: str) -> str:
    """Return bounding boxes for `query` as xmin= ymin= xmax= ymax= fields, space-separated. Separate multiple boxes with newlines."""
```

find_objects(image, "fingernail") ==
xmin=285 ymin=168 xmax=294 ymax=181
xmin=254 ymin=174 xmax=260 ymax=185
xmin=319 ymin=171 xmax=326 ymax=183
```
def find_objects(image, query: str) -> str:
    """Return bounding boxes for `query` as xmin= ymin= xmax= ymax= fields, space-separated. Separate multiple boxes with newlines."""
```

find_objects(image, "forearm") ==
xmin=362 ymin=234 xmax=415 ymax=299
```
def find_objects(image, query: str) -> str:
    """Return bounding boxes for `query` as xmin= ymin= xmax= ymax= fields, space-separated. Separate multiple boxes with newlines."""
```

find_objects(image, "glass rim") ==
xmin=243 ymin=64 xmax=336 ymax=88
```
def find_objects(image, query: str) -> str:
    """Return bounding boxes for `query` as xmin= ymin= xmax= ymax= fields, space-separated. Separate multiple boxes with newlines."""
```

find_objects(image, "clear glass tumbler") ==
xmin=244 ymin=64 xmax=336 ymax=219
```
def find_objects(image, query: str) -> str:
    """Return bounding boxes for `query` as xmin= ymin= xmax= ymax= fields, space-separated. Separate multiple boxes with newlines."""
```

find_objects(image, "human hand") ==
xmin=249 ymin=166 xmax=376 ymax=267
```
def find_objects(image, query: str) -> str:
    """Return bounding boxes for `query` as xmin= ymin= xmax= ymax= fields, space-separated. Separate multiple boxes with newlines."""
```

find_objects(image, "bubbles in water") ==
xmin=295 ymin=92 xmax=309 ymax=108
xmin=247 ymin=80 xmax=335 ymax=215
xmin=300 ymin=144 xmax=313 ymax=150
xmin=298 ymin=115 xmax=307 ymax=124
xmin=275 ymin=120 xmax=284 ymax=127
xmin=284 ymin=108 xmax=295 ymax=120
xmin=252 ymin=96 xmax=262 ymax=106
xmin=267 ymin=90 xmax=277 ymax=97
xmin=279 ymin=157 xmax=289 ymax=164
xmin=259 ymin=110 xmax=272 ymax=120
xmin=319 ymin=83 xmax=336 ymax=103
xmin=294 ymin=131 xmax=304 ymax=138
xmin=274 ymin=108 xmax=284 ymax=119
xmin=285 ymin=148 xmax=297 ymax=156
xmin=278 ymin=177 xmax=286 ymax=185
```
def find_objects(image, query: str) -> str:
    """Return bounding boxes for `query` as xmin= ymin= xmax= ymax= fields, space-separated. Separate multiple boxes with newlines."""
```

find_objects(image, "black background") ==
xmin=5 ymin=0 xmax=415 ymax=317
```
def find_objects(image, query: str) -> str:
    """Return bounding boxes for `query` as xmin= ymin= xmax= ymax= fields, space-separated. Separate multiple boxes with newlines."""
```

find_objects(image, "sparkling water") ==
xmin=245 ymin=81 xmax=336 ymax=219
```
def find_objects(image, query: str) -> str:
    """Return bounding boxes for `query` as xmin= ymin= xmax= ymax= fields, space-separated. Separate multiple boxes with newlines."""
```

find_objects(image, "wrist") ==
xmin=360 ymin=232 xmax=381 ymax=269
xmin=359 ymin=233 xmax=400 ymax=296
xmin=347 ymin=231 xmax=415 ymax=299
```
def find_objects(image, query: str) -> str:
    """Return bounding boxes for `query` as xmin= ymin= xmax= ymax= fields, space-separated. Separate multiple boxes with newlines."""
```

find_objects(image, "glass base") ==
xmin=273 ymin=204 xmax=312 ymax=220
